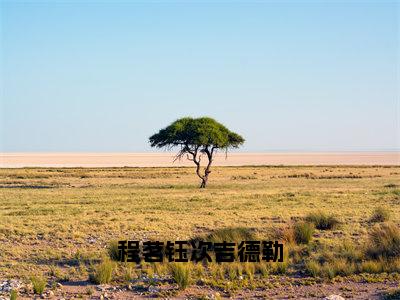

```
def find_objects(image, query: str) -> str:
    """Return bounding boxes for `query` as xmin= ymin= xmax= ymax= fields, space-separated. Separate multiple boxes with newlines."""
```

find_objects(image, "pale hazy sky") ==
xmin=1 ymin=1 xmax=399 ymax=152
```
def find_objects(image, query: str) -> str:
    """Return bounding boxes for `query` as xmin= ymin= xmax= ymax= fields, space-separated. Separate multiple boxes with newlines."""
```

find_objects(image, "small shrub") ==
xmin=89 ymin=260 xmax=115 ymax=284
xmin=366 ymin=223 xmax=400 ymax=259
xmin=9 ymin=289 xmax=17 ymax=300
xmin=169 ymin=263 xmax=190 ymax=290
xmin=31 ymin=276 xmax=46 ymax=294
xmin=306 ymin=212 xmax=340 ymax=230
xmin=370 ymin=207 xmax=390 ymax=223
xmin=294 ymin=222 xmax=314 ymax=244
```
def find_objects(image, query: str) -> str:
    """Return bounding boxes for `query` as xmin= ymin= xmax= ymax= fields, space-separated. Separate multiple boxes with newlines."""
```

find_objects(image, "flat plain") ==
xmin=1 ymin=152 xmax=399 ymax=167
xmin=0 ymin=165 xmax=399 ymax=299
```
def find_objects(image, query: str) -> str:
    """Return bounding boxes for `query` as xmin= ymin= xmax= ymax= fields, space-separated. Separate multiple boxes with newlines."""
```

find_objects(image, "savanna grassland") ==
xmin=0 ymin=166 xmax=399 ymax=299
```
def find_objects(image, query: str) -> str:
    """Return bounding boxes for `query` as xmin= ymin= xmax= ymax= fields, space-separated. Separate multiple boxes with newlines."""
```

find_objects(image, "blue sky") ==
xmin=1 ymin=1 xmax=399 ymax=152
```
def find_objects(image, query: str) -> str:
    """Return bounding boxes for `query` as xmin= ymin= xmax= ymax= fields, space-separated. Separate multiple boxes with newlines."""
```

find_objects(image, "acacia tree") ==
xmin=149 ymin=117 xmax=245 ymax=188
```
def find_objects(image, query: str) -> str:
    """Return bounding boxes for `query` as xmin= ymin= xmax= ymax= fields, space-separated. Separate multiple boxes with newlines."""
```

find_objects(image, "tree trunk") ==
xmin=198 ymin=147 xmax=213 ymax=188
xmin=188 ymin=146 xmax=214 ymax=189
xmin=195 ymin=160 xmax=205 ymax=188
xmin=200 ymin=175 xmax=208 ymax=188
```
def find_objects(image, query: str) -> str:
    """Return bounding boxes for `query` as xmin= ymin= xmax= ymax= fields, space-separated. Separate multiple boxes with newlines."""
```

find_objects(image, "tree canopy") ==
xmin=149 ymin=117 xmax=245 ymax=188
xmin=149 ymin=117 xmax=244 ymax=150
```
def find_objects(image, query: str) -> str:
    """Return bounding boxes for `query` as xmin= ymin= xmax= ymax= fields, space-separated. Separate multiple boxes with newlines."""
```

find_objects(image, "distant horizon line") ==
xmin=2 ymin=151 xmax=399 ymax=167
xmin=2 ymin=150 xmax=400 ymax=154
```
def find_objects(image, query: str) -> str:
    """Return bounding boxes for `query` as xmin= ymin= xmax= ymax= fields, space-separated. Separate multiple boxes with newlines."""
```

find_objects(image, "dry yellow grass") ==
xmin=0 ymin=166 xmax=399 ymax=281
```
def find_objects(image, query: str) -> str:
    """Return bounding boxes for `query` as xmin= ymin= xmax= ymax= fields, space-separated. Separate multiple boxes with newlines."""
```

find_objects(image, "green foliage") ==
xmin=31 ymin=276 xmax=46 ymax=294
xmin=366 ymin=223 xmax=400 ymax=259
xmin=149 ymin=117 xmax=244 ymax=187
xmin=370 ymin=206 xmax=390 ymax=223
xmin=89 ymin=260 xmax=115 ymax=284
xmin=169 ymin=263 xmax=190 ymax=290
xmin=306 ymin=211 xmax=340 ymax=230
xmin=149 ymin=117 xmax=244 ymax=150
xmin=294 ymin=222 xmax=314 ymax=244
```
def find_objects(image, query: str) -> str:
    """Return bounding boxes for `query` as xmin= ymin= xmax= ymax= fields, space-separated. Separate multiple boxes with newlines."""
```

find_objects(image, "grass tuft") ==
xmin=306 ymin=258 xmax=355 ymax=279
xmin=366 ymin=223 xmax=400 ymax=259
xmin=305 ymin=260 xmax=321 ymax=277
xmin=294 ymin=222 xmax=314 ymax=244
xmin=89 ymin=259 xmax=115 ymax=284
xmin=169 ymin=263 xmax=191 ymax=290
xmin=306 ymin=211 xmax=340 ymax=230
xmin=370 ymin=207 xmax=390 ymax=223
xmin=338 ymin=240 xmax=362 ymax=262
xmin=31 ymin=276 xmax=46 ymax=294
xmin=107 ymin=240 xmax=120 ymax=261
xmin=359 ymin=260 xmax=382 ymax=274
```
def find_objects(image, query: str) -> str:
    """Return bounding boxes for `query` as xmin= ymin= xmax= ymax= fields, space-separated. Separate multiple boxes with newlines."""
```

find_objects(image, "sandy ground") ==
xmin=8 ymin=279 xmax=400 ymax=299
xmin=1 ymin=152 xmax=399 ymax=168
